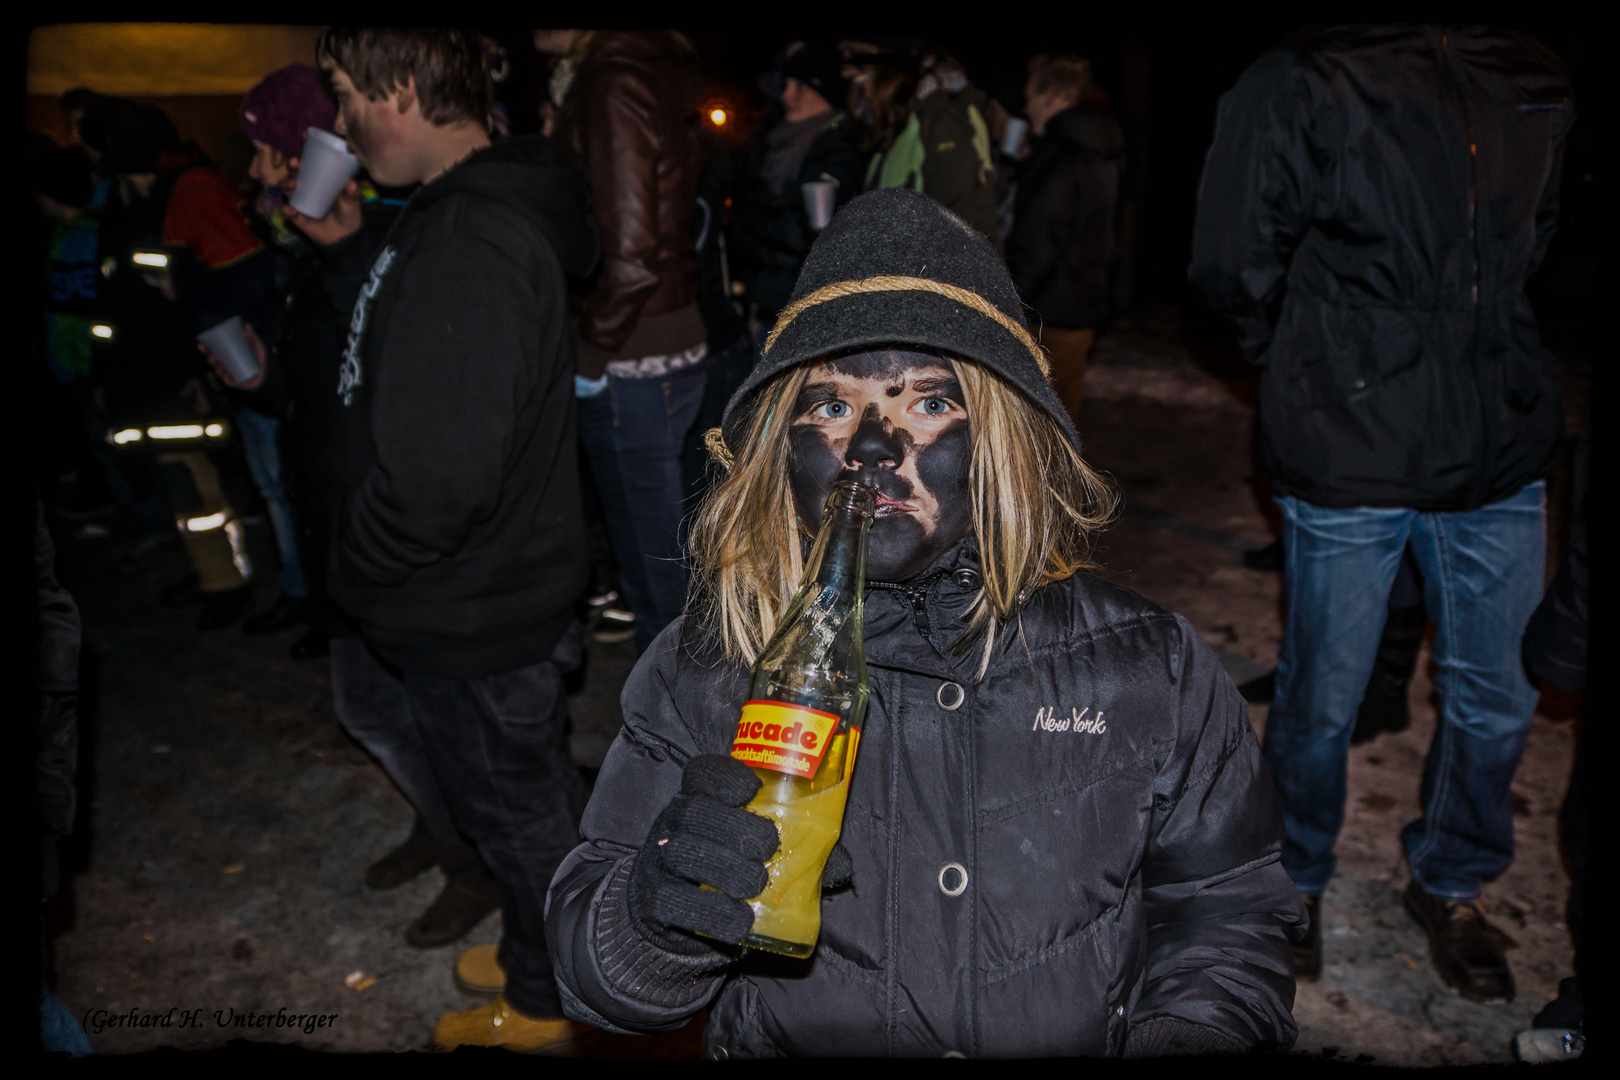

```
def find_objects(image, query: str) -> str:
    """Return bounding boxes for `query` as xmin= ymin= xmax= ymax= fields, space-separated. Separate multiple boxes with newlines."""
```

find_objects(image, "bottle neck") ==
xmin=805 ymin=505 xmax=869 ymax=595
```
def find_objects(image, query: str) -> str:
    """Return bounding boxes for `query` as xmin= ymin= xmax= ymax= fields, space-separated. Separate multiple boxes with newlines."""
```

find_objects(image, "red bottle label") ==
xmin=730 ymin=701 xmax=840 ymax=779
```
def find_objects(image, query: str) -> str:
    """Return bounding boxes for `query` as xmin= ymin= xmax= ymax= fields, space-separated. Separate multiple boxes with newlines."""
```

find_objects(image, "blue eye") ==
xmin=814 ymin=401 xmax=852 ymax=419
xmin=920 ymin=398 xmax=950 ymax=415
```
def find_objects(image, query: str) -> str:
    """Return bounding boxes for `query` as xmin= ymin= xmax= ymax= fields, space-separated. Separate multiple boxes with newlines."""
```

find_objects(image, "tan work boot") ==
xmin=432 ymin=998 xmax=577 ymax=1053
xmin=454 ymin=942 xmax=506 ymax=995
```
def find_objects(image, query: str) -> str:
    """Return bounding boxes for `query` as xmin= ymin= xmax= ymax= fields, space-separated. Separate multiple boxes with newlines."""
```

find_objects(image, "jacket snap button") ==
xmin=712 ymin=1047 xmax=729 ymax=1060
xmin=939 ymin=862 xmax=968 ymax=896
xmin=942 ymin=1050 xmax=967 ymax=1058
xmin=951 ymin=568 xmax=980 ymax=589
xmin=937 ymin=681 xmax=965 ymax=711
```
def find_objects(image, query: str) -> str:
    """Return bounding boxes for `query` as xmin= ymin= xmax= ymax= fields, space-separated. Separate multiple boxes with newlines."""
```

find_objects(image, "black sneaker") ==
xmin=196 ymin=586 xmax=255 ymax=630
xmin=1295 ymin=894 xmax=1322 ymax=981
xmin=243 ymin=593 xmax=312 ymax=636
xmin=289 ymin=626 xmax=329 ymax=660
xmin=159 ymin=573 xmax=204 ymax=608
xmin=365 ymin=819 xmax=443 ymax=891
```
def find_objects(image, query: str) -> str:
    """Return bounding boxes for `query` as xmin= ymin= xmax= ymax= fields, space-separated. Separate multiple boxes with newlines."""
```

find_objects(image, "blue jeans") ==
xmin=1263 ymin=483 xmax=1545 ymax=899
xmin=578 ymin=367 xmax=706 ymax=651
xmin=235 ymin=409 xmax=307 ymax=599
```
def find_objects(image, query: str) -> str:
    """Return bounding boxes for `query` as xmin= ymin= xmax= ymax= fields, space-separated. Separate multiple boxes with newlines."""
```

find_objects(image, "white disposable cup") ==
xmin=198 ymin=316 xmax=260 ymax=384
xmin=802 ymin=180 xmax=837 ymax=231
xmin=1001 ymin=117 xmax=1029 ymax=156
xmin=287 ymin=128 xmax=360 ymax=219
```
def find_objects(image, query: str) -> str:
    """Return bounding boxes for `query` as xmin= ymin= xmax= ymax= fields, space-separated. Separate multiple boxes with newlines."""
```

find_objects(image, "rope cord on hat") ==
xmin=763 ymin=275 xmax=1052 ymax=377
xmin=703 ymin=426 xmax=735 ymax=470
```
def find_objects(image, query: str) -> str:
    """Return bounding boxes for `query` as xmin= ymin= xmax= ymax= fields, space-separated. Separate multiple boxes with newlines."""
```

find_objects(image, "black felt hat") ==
xmin=720 ymin=188 xmax=1074 ymax=450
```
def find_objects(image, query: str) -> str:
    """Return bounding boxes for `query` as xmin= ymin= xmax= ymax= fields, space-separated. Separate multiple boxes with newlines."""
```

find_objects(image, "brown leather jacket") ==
xmin=556 ymin=31 xmax=706 ymax=375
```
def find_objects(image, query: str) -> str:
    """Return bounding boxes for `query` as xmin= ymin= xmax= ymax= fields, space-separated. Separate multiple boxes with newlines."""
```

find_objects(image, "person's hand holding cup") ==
xmin=199 ymin=318 xmax=268 ymax=391
xmin=283 ymin=127 xmax=364 ymax=246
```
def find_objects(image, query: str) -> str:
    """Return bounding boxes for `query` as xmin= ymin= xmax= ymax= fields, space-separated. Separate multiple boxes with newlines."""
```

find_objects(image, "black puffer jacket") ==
xmin=547 ymin=541 xmax=1303 ymax=1057
xmin=1188 ymin=26 xmax=1574 ymax=511
xmin=1006 ymin=104 xmax=1125 ymax=330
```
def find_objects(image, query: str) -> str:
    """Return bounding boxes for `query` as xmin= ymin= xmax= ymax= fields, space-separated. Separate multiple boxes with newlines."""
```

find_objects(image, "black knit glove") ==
xmin=626 ymin=755 xmax=859 ymax=956
xmin=628 ymin=755 xmax=780 ymax=954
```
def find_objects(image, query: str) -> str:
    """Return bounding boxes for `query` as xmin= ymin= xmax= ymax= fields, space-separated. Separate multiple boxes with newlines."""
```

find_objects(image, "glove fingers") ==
xmin=659 ymin=834 xmax=770 ymax=898
xmin=647 ymin=878 xmax=756 ymax=945
xmin=676 ymin=795 xmax=781 ymax=861
xmin=822 ymin=841 xmax=853 ymax=889
xmin=681 ymin=754 xmax=763 ymax=806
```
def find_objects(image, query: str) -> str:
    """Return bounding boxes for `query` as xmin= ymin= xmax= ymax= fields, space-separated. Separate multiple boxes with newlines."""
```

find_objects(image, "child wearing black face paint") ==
xmin=546 ymin=189 xmax=1306 ymax=1058
xmin=787 ymin=350 xmax=975 ymax=583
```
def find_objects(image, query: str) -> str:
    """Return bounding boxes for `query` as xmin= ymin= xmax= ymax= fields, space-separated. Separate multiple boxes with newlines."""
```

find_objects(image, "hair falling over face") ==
xmin=687 ymin=358 xmax=1116 ymax=676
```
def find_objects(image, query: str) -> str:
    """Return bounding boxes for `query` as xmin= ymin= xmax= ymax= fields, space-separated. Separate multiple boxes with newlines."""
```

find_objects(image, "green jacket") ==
xmin=866 ymin=86 xmax=1001 ymax=252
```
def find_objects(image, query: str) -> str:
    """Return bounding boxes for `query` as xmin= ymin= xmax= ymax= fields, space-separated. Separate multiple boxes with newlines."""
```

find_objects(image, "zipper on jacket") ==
xmin=1440 ymin=33 xmax=1480 ymax=311
xmin=1441 ymin=28 xmax=1491 ymax=507
xmin=868 ymin=576 xmax=942 ymax=642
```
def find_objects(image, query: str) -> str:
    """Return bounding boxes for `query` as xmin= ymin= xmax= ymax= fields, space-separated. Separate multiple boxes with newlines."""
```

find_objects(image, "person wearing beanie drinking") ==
xmin=211 ymin=62 xmax=504 ymax=953
xmin=547 ymin=189 xmax=1304 ymax=1057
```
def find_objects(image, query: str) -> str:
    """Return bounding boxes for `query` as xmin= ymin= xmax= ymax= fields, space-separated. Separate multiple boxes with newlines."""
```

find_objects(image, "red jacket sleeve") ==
xmin=162 ymin=168 xmax=264 ymax=269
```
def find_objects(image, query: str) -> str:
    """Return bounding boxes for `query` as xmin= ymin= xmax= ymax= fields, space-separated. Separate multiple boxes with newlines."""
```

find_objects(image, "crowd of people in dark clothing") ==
xmin=33 ymin=27 xmax=1584 ymax=1060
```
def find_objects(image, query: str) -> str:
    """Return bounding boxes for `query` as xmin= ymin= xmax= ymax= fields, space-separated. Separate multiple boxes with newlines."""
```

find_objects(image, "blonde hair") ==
xmin=687 ymin=356 xmax=1116 ymax=675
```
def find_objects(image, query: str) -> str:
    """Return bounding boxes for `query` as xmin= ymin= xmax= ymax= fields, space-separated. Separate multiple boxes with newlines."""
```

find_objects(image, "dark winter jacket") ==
xmin=327 ymin=136 xmax=599 ymax=678
xmin=735 ymin=112 xmax=864 ymax=319
xmin=1188 ymin=26 xmax=1573 ymax=511
xmin=1006 ymin=104 xmax=1124 ymax=330
xmin=547 ymin=542 xmax=1303 ymax=1057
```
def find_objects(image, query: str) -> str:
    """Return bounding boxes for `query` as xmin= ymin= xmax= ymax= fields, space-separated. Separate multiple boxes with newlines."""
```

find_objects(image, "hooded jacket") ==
xmin=1188 ymin=26 xmax=1573 ymax=511
xmin=547 ymin=188 xmax=1303 ymax=1058
xmin=1006 ymin=103 xmax=1125 ymax=330
xmin=327 ymin=136 xmax=599 ymax=678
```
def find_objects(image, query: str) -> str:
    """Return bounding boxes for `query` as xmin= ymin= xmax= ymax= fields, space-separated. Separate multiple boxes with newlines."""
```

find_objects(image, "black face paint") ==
xmin=788 ymin=350 xmax=973 ymax=582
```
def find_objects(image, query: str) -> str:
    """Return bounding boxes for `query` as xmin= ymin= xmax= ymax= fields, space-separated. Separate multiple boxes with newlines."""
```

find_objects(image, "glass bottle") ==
xmin=729 ymin=480 xmax=874 ymax=957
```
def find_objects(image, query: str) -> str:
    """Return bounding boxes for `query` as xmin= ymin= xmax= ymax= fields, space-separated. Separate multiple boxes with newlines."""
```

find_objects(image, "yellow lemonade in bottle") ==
xmin=728 ymin=482 xmax=872 ymax=958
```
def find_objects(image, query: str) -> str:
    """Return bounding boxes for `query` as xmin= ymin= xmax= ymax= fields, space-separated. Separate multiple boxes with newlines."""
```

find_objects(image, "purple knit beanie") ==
xmin=240 ymin=64 xmax=338 ymax=159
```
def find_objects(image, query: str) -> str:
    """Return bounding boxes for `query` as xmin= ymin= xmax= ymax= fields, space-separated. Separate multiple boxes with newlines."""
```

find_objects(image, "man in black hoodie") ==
xmin=314 ymin=28 xmax=599 ymax=1051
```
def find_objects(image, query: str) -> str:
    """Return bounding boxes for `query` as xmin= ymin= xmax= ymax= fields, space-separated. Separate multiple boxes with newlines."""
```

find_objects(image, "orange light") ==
xmin=709 ymin=108 xmax=728 ymax=126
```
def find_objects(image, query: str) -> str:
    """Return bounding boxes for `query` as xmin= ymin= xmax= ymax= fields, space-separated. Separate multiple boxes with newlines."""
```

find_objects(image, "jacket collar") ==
xmin=863 ymin=538 xmax=988 ymax=677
